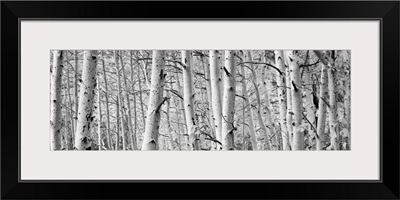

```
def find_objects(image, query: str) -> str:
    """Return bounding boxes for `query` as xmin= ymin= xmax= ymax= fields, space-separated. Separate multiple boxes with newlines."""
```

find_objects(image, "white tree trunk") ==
xmin=74 ymin=50 xmax=79 ymax=139
xmin=344 ymin=75 xmax=351 ymax=150
xmin=50 ymin=50 xmax=63 ymax=150
xmin=182 ymin=50 xmax=200 ymax=150
xmin=260 ymin=56 xmax=278 ymax=150
xmin=100 ymin=51 xmax=112 ymax=150
xmin=114 ymin=50 xmax=127 ymax=150
xmin=209 ymin=50 xmax=223 ymax=150
xmin=65 ymin=52 xmax=75 ymax=150
xmin=303 ymin=65 xmax=317 ymax=149
xmin=327 ymin=66 xmax=339 ymax=150
xmin=245 ymin=51 xmax=271 ymax=150
xmin=274 ymin=50 xmax=290 ymax=150
xmin=75 ymin=50 xmax=97 ymax=150
xmin=97 ymin=77 xmax=102 ymax=150
xmin=221 ymin=50 xmax=237 ymax=150
xmin=239 ymin=52 xmax=258 ymax=150
xmin=285 ymin=59 xmax=294 ymax=148
xmin=286 ymin=51 xmax=304 ymax=150
xmin=313 ymin=51 xmax=329 ymax=150
xmin=141 ymin=50 xmax=166 ymax=150
xmin=119 ymin=51 xmax=138 ymax=150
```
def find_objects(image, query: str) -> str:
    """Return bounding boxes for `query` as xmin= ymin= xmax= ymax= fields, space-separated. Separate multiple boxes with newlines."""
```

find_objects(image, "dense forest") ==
xmin=50 ymin=50 xmax=351 ymax=151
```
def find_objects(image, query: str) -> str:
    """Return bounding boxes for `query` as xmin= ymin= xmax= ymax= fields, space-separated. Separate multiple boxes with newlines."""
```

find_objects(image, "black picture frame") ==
xmin=1 ymin=1 xmax=399 ymax=199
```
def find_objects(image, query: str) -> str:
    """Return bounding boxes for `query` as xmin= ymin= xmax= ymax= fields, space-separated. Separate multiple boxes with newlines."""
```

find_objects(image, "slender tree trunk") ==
xmin=141 ymin=50 xmax=166 ymax=150
xmin=97 ymin=77 xmax=102 ymax=150
xmin=182 ymin=50 xmax=201 ymax=150
xmin=209 ymin=50 xmax=223 ymax=150
xmin=327 ymin=66 xmax=339 ymax=150
xmin=285 ymin=57 xmax=294 ymax=147
xmin=175 ymin=65 xmax=189 ymax=150
xmin=166 ymin=82 xmax=174 ymax=150
xmin=313 ymin=51 xmax=329 ymax=150
xmin=245 ymin=51 xmax=270 ymax=150
xmin=274 ymin=50 xmax=290 ymax=150
xmin=137 ymin=52 xmax=147 ymax=130
xmin=115 ymin=97 xmax=120 ymax=150
xmin=75 ymin=50 xmax=97 ymax=150
xmin=344 ymin=74 xmax=351 ymax=150
xmin=50 ymin=50 xmax=64 ymax=150
xmin=100 ymin=51 xmax=112 ymax=150
xmin=202 ymin=57 xmax=216 ymax=139
xmin=74 ymin=50 xmax=79 ymax=137
xmin=221 ymin=50 xmax=236 ymax=150
xmin=240 ymin=54 xmax=258 ymax=150
xmin=304 ymin=65 xmax=317 ymax=150
xmin=260 ymin=57 xmax=278 ymax=150
xmin=65 ymin=52 xmax=75 ymax=150
xmin=174 ymin=70 xmax=183 ymax=150
xmin=120 ymin=51 xmax=137 ymax=150
xmin=114 ymin=50 xmax=127 ymax=150
xmin=130 ymin=51 xmax=138 ymax=150
xmin=286 ymin=51 xmax=304 ymax=150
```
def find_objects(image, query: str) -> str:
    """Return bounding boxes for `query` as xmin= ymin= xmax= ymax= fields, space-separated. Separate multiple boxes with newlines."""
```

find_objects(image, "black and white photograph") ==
xmin=50 ymin=50 xmax=351 ymax=151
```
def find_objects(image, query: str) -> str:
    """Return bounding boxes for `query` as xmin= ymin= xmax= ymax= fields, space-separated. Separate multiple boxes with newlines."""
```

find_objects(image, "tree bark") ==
xmin=209 ymin=50 xmax=223 ymax=150
xmin=274 ymin=50 xmax=290 ymax=150
xmin=286 ymin=51 xmax=304 ymax=150
xmin=100 ymin=51 xmax=112 ymax=150
xmin=221 ymin=50 xmax=237 ymax=150
xmin=65 ymin=51 xmax=75 ymax=150
xmin=261 ymin=55 xmax=278 ymax=150
xmin=313 ymin=51 xmax=329 ymax=150
xmin=75 ymin=50 xmax=97 ymax=150
xmin=285 ymin=54 xmax=294 ymax=147
xmin=115 ymin=96 xmax=120 ymax=150
xmin=304 ymin=65 xmax=317 ymax=149
xmin=181 ymin=50 xmax=201 ymax=150
xmin=74 ymin=50 xmax=79 ymax=137
xmin=114 ymin=50 xmax=127 ymax=150
xmin=120 ymin=51 xmax=138 ymax=150
xmin=97 ymin=76 xmax=102 ymax=150
xmin=50 ymin=50 xmax=64 ymax=150
xmin=141 ymin=50 xmax=166 ymax=150
xmin=239 ymin=52 xmax=258 ymax=150
xmin=245 ymin=51 xmax=271 ymax=150
xmin=130 ymin=51 xmax=138 ymax=150
xmin=137 ymin=52 xmax=147 ymax=131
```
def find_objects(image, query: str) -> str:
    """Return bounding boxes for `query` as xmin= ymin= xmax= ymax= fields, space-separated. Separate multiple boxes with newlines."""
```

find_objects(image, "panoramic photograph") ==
xmin=50 ymin=50 xmax=351 ymax=151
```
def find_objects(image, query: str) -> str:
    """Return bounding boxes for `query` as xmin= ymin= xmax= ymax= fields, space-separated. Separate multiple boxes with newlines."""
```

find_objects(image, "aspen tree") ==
xmin=285 ymin=53 xmax=294 ymax=147
xmin=314 ymin=50 xmax=339 ymax=150
xmin=137 ymin=51 xmax=147 ymax=129
xmin=286 ymin=50 xmax=304 ymax=150
xmin=245 ymin=51 xmax=270 ymax=150
xmin=239 ymin=51 xmax=258 ymax=150
xmin=314 ymin=51 xmax=338 ymax=150
xmin=65 ymin=51 xmax=75 ymax=150
xmin=261 ymin=53 xmax=277 ymax=150
xmin=50 ymin=50 xmax=63 ymax=150
xmin=100 ymin=51 xmax=112 ymax=150
xmin=114 ymin=50 xmax=127 ymax=150
xmin=141 ymin=50 xmax=166 ymax=150
xmin=119 ymin=51 xmax=137 ymax=150
xmin=75 ymin=50 xmax=97 ymax=150
xmin=304 ymin=65 xmax=317 ymax=149
xmin=181 ymin=50 xmax=201 ymax=150
xmin=130 ymin=51 xmax=138 ymax=149
xmin=209 ymin=50 xmax=223 ymax=149
xmin=74 ymin=50 xmax=79 ymax=135
xmin=274 ymin=50 xmax=290 ymax=150
xmin=313 ymin=51 xmax=329 ymax=150
xmin=97 ymin=77 xmax=102 ymax=150
xmin=221 ymin=50 xmax=237 ymax=150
